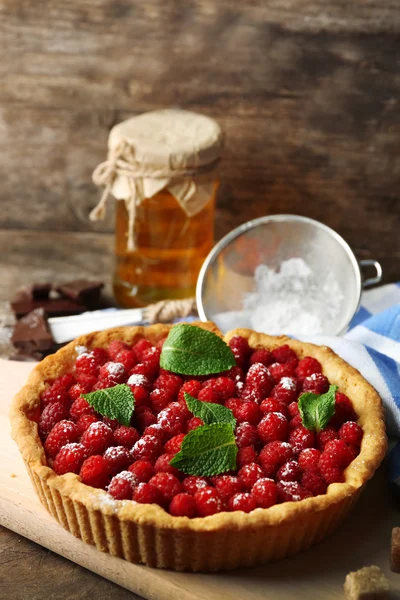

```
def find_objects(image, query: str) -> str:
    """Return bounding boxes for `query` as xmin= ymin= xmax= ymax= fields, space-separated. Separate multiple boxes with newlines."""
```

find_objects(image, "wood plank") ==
xmin=1 ymin=359 xmax=400 ymax=599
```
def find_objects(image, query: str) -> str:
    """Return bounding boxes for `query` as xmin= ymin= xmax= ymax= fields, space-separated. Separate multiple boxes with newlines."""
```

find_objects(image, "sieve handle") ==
xmin=359 ymin=259 xmax=383 ymax=288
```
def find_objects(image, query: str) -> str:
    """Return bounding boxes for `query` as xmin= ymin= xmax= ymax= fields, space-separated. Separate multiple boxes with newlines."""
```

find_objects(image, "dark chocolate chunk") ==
xmin=11 ymin=297 xmax=86 ymax=318
xmin=11 ymin=308 xmax=54 ymax=354
xmin=32 ymin=283 xmax=52 ymax=299
xmin=55 ymin=280 xmax=104 ymax=303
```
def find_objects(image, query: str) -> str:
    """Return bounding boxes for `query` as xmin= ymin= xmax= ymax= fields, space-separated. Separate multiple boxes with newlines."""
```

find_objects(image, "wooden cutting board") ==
xmin=1 ymin=359 xmax=399 ymax=599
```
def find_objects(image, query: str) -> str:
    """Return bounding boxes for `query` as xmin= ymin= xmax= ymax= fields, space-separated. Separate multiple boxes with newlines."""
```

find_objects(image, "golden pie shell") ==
xmin=9 ymin=322 xmax=387 ymax=571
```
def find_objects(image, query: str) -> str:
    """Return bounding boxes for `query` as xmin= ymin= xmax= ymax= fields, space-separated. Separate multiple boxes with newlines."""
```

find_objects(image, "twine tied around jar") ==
xmin=91 ymin=140 xmax=220 ymax=251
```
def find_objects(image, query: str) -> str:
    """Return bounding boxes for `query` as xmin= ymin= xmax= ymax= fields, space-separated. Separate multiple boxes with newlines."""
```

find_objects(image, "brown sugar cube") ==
xmin=391 ymin=527 xmax=400 ymax=573
xmin=344 ymin=565 xmax=390 ymax=599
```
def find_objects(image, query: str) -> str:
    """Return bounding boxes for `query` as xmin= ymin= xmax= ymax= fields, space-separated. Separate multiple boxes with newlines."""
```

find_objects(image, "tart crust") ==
xmin=10 ymin=322 xmax=387 ymax=571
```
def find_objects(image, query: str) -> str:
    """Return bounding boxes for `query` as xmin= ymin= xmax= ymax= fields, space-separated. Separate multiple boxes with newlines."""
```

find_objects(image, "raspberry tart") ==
xmin=10 ymin=322 xmax=386 ymax=571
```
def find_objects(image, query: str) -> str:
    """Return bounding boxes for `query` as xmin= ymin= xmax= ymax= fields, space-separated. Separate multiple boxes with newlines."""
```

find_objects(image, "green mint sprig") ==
xmin=82 ymin=384 xmax=135 ymax=427
xmin=160 ymin=324 xmax=236 ymax=376
xmin=184 ymin=392 xmax=236 ymax=429
xmin=169 ymin=393 xmax=238 ymax=476
xmin=298 ymin=384 xmax=337 ymax=433
xmin=170 ymin=423 xmax=237 ymax=476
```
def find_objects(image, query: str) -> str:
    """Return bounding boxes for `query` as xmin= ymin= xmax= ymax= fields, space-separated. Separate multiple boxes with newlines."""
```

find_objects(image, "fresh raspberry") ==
xmin=154 ymin=373 xmax=183 ymax=399
xmin=288 ymin=426 xmax=315 ymax=454
xmin=102 ymin=417 xmax=120 ymax=430
xmin=272 ymin=344 xmax=298 ymax=365
xmin=194 ymin=487 xmax=224 ymax=516
xmin=249 ymin=348 xmax=273 ymax=367
xmin=157 ymin=407 xmax=184 ymax=438
xmin=228 ymin=492 xmax=257 ymax=513
xmin=235 ymin=401 xmax=262 ymax=425
xmin=236 ymin=445 xmax=257 ymax=467
xmin=108 ymin=340 xmax=130 ymax=360
xmin=154 ymin=453 xmax=181 ymax=477
xmin=301 ymin=471 xmax=327 ymax=496
xmin=228 ymin=336 xmax=251 ymax=369
xmin=330 ymin=392 xmax=357 ymax=427
xmin=235 ymin=422 xmax=259 ymax=448
xmin=76 ymin=414 xmax=99 ymax=435
xmin=108 ymin=471 xmax=138 ymax=500
xmin=316 ymin=426 xmax=338 ymax=450
xmin=56 ymin=374 xmax=76 ymax=390
xmin=277 ymin=481 xmax=311 ymax=502
xmin=169 ymin=493 xmax=196 ymax=517
xmin=127 ymin=372 xmax=151 ymax=391
xmin=164 ymin=433 xmax=186 ymax=454
xmin=213 ymin=475 xmax=243 ymax=500
xmin=225 ymin=398 xmax=242 ymax=416
xmin=269 ymin=362 xmax=296 ymax=382
xmin=69 ymin=382 xmax=93 ymax=401
xmin=150 ymin=388 xmax=175 ymax=413
xmin=114 ymin=349 xmax=138 ymax=371
xmin=141 ymin=346 xmax=161 ymax=368
xmin=197 ymin=387 xmax=223 ymax=404
xmin=186 ymin=417 xmax=204 ymax=432
xmin=260 ymin=397 xmax=289 ymax=418
xmin=92 ymin=380 xmax=113 ymax=391
xmin=167 ymin=400 xmax=191 ymax=422
xmin=134 ymin=407 xmax=157 ymax=431
xmin=75 ymin=372 xmax=98 ymax=389
xmin=251 ymin=478 xmax=278 ymax=508
xmin=257 ymin=413 xmax=289 ymax=444
xmin=104 ymin=446 xmax=132 ymax=475
xmin=178 ymin=380 xmax=202 ymax=403
xmin=128 ymin=460 xmax=155 ymax=482
xmin=276 ymin=460 xmax=301 ymax=482
xmin=302 ymin=373 xmax=329 ymax=395
xmin=223 ymin=366 xmax=245 ymax=384
xmin=69 ymin=396 xmax=95 ymax=422
xmin=259 ymin=441 xmax=293 ymax=476
xmin=53 ymin=443 xmax=86 ymax=475
xmin=323 ymin=439 xmax=356 ymax=468
xmin=75 ymin=349 xmax=107 ymax=374
xmin=288 ymin=402 xmax=299 ymax=418
xmin=243 ymin=363 xmax=274 ymax=401
xmin=318 ymin=455 xmax=345 ymax=484
xmin=81 ymin=422 xmax=113 ymax=456
xmin=132 ymin=338 xmax=154 ymax=361
xmin=41 ymin=384 xmax=70 ymax=409
xmin=130 ymin=361 xmax=159 ymax=382
xmin=80 ymin=455 xmax=110 ymax=488
xmin=149 ymin=473 xmax=182 ymax=504
xmin=270 ymin=377 xmax=298 ymax=404
xmin=39 ymin=402 xmax=69 ymax=438
xmin=143 ymin=424 xmax=166 ymax=443
xmin=298 ymin=448 xmax=321 ymax=472
xmin=200 ymin=377 xmax=236 ymax=403
xmin=288 ymin=414 xmax=303 ymax=430
xmin=132 ymin=434 xmax=163 ymax=462
xmin=98 ymin=361 xmax=127 ymax=385
xmin=295 ymin=357 xmax=322 ymax=381
xmin=238 ymin=463 xmax=264 ymax=490
xmin=339 ymin=421 xmax=363 ymax=448
xmin=182 ymin=476 xmax=209 ymax=495
xmin=113 ymin=425 xmax=140 ymax=448
xmin=45 ymin=420 xmax=79 ymax=458
xmin=133 ymin=482 xmax=164 ymax=505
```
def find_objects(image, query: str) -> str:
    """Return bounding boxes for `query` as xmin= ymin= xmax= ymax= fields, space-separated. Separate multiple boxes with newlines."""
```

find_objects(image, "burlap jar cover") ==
xmin=91 ymin=109 xmax=224 ymax=250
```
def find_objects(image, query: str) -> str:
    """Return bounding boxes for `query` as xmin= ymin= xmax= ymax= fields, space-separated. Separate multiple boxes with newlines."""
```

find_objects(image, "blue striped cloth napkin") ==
xmin=300 ymin=283 xmax=400 ymax=437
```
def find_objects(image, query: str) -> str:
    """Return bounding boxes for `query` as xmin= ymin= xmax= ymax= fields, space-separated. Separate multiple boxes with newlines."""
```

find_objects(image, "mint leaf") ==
xmin=160 ymin=324 xmax=236 ymax=376
xmin=82 ymin=384 xmax=135 ymax=427
xmin=170 ymin=423 xmax=237 ymax=476
xmin=298 ymin=384 xmax=338 ymax=433
xmin=185 ymin=392 xmax=236 ymax=429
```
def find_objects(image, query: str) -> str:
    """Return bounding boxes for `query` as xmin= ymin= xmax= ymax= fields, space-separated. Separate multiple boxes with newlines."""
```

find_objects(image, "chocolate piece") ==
xmin=391 ymin=527 xmax=400 ymax=573
xmin=11 ymin=297 xmax=86 ymax=318
xmin=344 ymin=566 xmax=390 ymax=599
xmin=11 ymin=308 xmax=54 ymax=354
xmin=56 ymin=280 xmax=104 ymax=303
xmin=32 ymin=283 xmax=52 ymax=299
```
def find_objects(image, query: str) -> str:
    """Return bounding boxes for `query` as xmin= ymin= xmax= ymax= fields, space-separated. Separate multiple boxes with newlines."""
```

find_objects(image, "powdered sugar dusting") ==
xmin=105 ymin=362 xmax=125 ymax=376
xmin=128 ymin=374 xmax=149 ymax=387
xmin=75 ymin=345 xmax=88 ymax=355
xmin=214 ymin=257 xmax=344 ymax=335
xmin=280 ymin=377 xmax=297 ymax=391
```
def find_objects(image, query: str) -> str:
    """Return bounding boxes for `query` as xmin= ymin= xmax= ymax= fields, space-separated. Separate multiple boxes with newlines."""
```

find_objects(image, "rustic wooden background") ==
xmin=1 ymin=2 xmax=400 ymax=599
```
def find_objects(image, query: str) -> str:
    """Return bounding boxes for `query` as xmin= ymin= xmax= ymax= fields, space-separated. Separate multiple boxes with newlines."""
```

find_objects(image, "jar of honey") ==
xmin=91 ymin=109 xmax=223 ymax=308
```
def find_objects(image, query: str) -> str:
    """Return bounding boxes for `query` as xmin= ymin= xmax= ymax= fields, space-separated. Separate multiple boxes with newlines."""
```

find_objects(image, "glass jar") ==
xmin=91 ymin=109 xmax=223 ymax=308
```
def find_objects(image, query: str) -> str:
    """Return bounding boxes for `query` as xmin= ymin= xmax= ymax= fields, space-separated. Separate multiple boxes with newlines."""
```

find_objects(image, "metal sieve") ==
xmin=196 ymin=215 xmax=382 ymax=336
